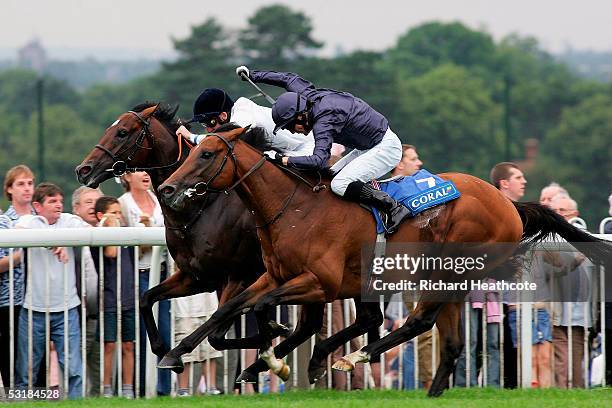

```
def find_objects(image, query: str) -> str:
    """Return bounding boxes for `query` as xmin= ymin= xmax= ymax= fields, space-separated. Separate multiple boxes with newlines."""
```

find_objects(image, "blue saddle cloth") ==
xmin=371 ymin=169 xmax=460 ymax=234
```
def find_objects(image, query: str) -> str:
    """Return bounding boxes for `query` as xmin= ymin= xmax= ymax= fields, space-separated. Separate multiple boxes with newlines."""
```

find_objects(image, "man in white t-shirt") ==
xmin=15 ymin=183 xmax=88 ymax=399
xmin=175 ymin=88 xmax=314 ymax=157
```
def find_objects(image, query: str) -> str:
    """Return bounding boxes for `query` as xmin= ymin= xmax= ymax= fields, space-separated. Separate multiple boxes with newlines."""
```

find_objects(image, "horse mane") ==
xmin=215 ymin=122 xmax=272 ymax=152
xmin=131 ymin=101 xmax=183 ymax=132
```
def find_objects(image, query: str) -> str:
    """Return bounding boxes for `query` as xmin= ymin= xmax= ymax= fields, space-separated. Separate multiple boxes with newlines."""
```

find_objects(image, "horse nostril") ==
xmin=78 ymin=165 xmax=92 ymax=176
xmin=160 ymin=185 xmax=176 ymax=197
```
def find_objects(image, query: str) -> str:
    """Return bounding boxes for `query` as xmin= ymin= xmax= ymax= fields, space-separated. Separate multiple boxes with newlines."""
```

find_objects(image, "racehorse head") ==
xmin=75 ymin=102 xmax=181 ymax=188
xmin=158 ymin=124 xmax=256 ymax=211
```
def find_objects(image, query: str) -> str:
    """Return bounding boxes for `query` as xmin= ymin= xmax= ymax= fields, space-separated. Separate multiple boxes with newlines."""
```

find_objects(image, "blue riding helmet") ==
xmin=271 ymin=92 xmax=310 ymax=134
xmin=188 ymin=88 xmax=235 ymax=124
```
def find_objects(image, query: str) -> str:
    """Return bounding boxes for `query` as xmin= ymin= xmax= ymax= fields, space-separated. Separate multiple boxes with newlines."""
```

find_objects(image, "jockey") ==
xmin=236 ymin=66 xmax=411 ymax=234
xmin=175 ymin=88 xmax=314 ymax=157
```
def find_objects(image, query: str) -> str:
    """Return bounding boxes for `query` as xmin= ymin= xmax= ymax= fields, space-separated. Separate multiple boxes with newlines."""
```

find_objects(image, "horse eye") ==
xmin=117 ymin=129 xmax=128 ymax=138
xmin=201 ymin=151 xmax=214 ymax=160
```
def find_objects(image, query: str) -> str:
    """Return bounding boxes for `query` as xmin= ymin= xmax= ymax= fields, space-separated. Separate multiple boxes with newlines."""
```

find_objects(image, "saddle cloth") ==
xmin=370 ymin=169 xmax=460 ymax=234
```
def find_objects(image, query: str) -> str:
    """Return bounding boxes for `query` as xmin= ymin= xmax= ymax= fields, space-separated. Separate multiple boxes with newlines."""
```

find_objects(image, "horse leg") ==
xmin=236 ymin=303 xmax=325 ymax=384
xmin=308 ymin=300 xmax=383 ymax=384
xmin=209 ymin=317 xmax=291 ymax=350
xmin=333 ymin=301 xmax=444 ymax=372
xmin=428 ymin=302 xmax=463 ymax=397
xmin=158 ymin=272 xmax=278 ymax=372
xmin=140 ymin=269 xmax=202 ymax=357
xmin=250 ymin=271 xmax=328 ymax=380
xmin=208 ymin=279 xmax=291 ymax=351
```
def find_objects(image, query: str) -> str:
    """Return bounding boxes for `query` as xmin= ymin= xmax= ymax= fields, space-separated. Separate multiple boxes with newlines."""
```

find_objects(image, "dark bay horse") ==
xmin=75 ymin=104 xmax=290 ymax=363
xmin=158 ymin=126 xmax=612 ymax=396
xmin=74 ymin=104 xmax=382 ymax=383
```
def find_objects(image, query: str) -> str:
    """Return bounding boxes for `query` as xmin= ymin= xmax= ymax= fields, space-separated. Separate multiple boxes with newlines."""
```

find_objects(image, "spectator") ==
xmin=527 ymin=251 xmax=554 ymax=388
xmin=539 ymin=182 xmax=569 ymax=207
xmin=72 ymin=186 xmax=103 ymax=227
xmin=391 ymin=145 xmax=423 ymax=177
xmin=0 ymin=214 xmax=23 ymax=387
xmin=93 ymin=196 xmax=136 ymax=399
xmin=3 ymin=165 xmax=35 ymax=221
xmin=455 ymin=285 xmax=502 ymax=388
xmin=384 ymin=296 xmax=417 ymax=390
xmin=489 ymin=162 xmax=527 ymax=202
xmin=15 ymin=183 xmax=86 ymax=399
xmin=549 ymin=194 xmax=592 ymax=388
xmin=71 ymin=186 xmax=102 ymax=396
xmin=490 ymin=162 xmax=525 ymax=388
xmin=1 ymin=165 xmax=35 ymax=387
xmin=117 ymin=171 xmax=170 ymax=396
xmin=174 ymin=289 xmax=222 ymax=396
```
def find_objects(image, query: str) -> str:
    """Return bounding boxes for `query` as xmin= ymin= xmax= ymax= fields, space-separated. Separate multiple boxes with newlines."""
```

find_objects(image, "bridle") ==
xmin=183 ymin=132 xmax=326 ymax=228
xmin=95 ymin=110 xmax=192 ymax=176
xmin=183 ymin=133 xmax=266 ymax=197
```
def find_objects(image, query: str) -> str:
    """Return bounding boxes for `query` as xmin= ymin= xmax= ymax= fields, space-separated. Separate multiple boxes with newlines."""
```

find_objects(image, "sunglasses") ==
xmin=192 ymin=113 xmax=221 ymax=128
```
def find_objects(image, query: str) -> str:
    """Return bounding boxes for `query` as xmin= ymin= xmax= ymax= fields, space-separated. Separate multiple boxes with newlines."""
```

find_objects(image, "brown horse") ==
xmin=158 ymin=125 xmax=612 ymax=396
xmin=74 ymin=104 xmax=383 ymax=382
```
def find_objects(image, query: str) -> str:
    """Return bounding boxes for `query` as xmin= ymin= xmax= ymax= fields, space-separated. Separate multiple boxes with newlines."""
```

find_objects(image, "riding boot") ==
xmin=344 ymin=181 xmax=412 ymax=235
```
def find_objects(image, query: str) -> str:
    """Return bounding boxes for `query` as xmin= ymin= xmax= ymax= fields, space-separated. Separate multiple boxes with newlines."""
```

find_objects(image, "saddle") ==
xmin=370 ymin=169 xmax=461 ymax=234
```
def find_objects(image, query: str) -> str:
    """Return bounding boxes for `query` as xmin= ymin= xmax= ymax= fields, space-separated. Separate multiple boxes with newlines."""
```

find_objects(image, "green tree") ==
xmin=396 ymin=64 xmax=501 ymax=178
xmin=0 ymin=70 xmax=80 ymax=119
xmin=491 ymin=35 xmax=581 ymax=150
xmin=238 ymin=4 xmax=323 ymax=68
xmin=156 ymin=17 xmax=238 ymax=116
xmin=528 ymin=93 xmax=612 ymax=227
xmin=388 ymin=22 xmax=496 ymax=76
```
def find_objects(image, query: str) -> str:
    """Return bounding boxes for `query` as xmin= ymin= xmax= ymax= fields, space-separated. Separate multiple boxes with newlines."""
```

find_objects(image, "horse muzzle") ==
xmin=158 ymin=182 xmax=188 ymax=210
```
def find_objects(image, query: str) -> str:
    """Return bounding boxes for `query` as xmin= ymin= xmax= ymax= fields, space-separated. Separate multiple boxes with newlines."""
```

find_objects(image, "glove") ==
xmin=264 ymin=150 xmax=285 ymax=165
xmin=236 ymin=65 xmax=250 ymax=80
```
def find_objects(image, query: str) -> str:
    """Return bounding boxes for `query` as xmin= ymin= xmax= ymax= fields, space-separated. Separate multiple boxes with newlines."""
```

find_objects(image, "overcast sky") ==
xmin=3 ymin=0 xmax=612 ymax=59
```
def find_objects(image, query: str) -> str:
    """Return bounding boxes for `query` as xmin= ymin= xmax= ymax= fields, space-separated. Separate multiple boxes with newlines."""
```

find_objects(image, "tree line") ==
xmin=0 ymin=4 xmax=610 ymax=226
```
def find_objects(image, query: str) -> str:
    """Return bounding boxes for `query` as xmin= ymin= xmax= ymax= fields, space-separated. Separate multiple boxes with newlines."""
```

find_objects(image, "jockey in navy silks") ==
xmin=236 ymin=66 xmax=411 ymax=234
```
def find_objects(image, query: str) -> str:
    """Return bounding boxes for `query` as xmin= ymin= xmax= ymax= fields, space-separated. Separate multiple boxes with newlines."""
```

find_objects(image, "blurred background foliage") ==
xmin=1 ymin=4 xmax=610 ymax=227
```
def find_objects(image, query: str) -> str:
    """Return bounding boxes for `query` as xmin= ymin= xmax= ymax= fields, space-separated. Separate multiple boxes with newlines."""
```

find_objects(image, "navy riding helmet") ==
xmin=271 ymin=92 xmax=310 ymax=134
xmin=188 ymin=88 xmax=235 ymax=124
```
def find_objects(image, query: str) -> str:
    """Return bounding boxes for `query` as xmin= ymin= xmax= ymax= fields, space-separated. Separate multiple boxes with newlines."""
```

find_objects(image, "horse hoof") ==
xmin=268 ymin=320 xmax=292 ymax=337
xmin=332 ymin=358 xmax=354 ymax=372
xmin=427 ymin=389 xmax=444 ymax=398
xmin=235 ymin=370 xmax=258 ymax=384
xmin=308 ymin=366 xmax=326 ymax=383
xmin=276 ymin=363 xmax=290 ymax=382
xmin=158 ymin=354 xmax=184 ymax=373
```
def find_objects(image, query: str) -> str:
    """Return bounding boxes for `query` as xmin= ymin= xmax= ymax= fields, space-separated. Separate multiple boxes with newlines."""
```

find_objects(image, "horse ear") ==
xmin=226 ymin=125 xmax=251 ymax=142
xmin=141 ymin=104 xmax=159 ymax=118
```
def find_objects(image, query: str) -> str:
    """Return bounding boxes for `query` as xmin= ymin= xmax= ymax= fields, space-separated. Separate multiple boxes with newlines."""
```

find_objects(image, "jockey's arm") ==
xmin=250 ymin=70 xmax=315 ymax=94
xmin=287 ymin=127 xmax=333 ymax=170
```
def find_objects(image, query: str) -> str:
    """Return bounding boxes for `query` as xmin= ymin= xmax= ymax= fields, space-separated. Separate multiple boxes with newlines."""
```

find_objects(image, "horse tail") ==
xmin=513 ymin=201 xmax=612 ymax=266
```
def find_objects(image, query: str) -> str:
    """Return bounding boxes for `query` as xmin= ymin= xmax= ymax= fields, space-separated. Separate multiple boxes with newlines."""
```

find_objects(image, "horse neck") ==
xmin=147 ymin=122 xmax=185 ymax=191
xmin=233 ymin=142 xmax=301 ymax=228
